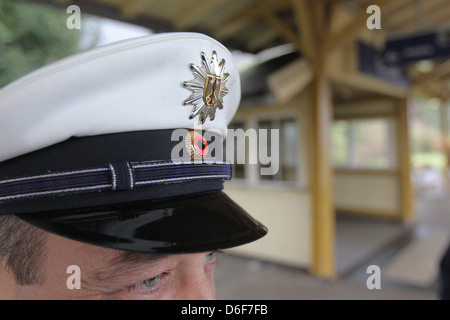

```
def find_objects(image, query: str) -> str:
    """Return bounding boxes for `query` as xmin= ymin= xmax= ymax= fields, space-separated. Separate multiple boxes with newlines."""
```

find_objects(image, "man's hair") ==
xmin=0 ymin=215 xmax=48 ymax=285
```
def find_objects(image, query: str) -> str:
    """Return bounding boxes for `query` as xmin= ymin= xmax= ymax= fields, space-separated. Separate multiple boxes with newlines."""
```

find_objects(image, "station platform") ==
xmin=215 ymin=185 xmax=450 ymax=300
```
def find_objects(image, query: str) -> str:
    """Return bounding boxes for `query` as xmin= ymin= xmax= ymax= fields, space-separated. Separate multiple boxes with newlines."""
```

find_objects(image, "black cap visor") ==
xmin=17 ymin=192 xmax=267 ymax=254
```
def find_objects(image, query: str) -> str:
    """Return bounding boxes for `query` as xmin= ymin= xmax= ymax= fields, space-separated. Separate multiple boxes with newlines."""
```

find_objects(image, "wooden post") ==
xmin=441 ymin=99 xmax=450 ymax=188
xmin=292 ymin=0 xmax=335 ymax=279
xmin=309 ymin=57 xmax=336 ymax=279
xmin=399 ymin=95 xmax=414 ymax=222
xmin=441 ymin=79 xmax=450 ymax=189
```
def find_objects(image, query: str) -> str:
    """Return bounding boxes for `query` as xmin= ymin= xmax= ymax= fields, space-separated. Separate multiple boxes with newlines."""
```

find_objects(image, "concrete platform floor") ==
xmin=214 ymin=188 xmax=450 ymax=300
xmin=214 ymin=252 xmax=438 ymax=300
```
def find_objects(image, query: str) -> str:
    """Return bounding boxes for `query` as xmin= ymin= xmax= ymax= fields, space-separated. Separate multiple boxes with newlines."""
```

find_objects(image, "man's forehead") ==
xmin=78 ymin=245 xmax=170 ymax=286
xmin=46 ymin=231 xmax=167 ymax=269
xmin=109 ymin=250 xmax=167 ymax=269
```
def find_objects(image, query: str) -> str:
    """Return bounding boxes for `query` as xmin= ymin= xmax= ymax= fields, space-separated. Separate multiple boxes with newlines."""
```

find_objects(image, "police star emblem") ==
xmin=182 ymin=51 xmax=229 ymax=123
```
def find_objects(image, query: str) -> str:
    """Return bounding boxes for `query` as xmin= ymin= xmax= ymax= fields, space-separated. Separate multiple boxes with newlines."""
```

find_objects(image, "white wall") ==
xmin=224 ymin=186 xmax=312 ymax=268
xmin=333 ymin=172 xmax=401 ymax=216
xmin=333 ymin=98 xmax=403 ymax=218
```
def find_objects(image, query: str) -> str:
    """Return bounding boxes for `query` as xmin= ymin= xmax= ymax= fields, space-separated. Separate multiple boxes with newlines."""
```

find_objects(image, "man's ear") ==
xmin=0 ymin=259 xmax=17 ymax=299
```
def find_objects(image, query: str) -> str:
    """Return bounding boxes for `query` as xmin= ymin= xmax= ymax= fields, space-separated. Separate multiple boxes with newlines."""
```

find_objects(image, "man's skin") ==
xmin=0 ymin=231 xmax=217 ymax=300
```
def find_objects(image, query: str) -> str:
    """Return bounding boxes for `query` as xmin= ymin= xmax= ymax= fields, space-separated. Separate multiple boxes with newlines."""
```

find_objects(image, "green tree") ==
xmin=0 ymin=0 xmax=82 ymax=87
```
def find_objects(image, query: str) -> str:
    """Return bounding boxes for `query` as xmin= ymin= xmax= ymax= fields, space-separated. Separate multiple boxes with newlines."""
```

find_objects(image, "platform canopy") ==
xmin=22 ymin=0 xmax=450 ymax=279
xmin=24 ymin=0 xmax=450 ymax=95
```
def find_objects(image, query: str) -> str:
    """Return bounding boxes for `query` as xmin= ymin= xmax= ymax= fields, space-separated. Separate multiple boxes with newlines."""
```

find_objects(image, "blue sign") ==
xmin=383 ymin=28 xmax=450 ymax=64
xmin=358 ymin=41 xmax=409 ymax=87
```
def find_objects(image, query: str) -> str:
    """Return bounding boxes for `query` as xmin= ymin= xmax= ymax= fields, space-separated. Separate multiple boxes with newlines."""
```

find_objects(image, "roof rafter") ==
xmin=173 ymin=0 xmax=217 ymax=29
xmin=292 ymin=0 xmax=318 ymax=61
xmin=120 ymin=0 xmax=152 ymax=19
xmin=324 ymin=0 xmax=390 ymax=53
xmin=412 ymin=60 xmax=450 ymax=86
xmin=222 ymin=0 xmax=292 ymax=28
xmin=263 ymin=13 xmax=301 ymax=50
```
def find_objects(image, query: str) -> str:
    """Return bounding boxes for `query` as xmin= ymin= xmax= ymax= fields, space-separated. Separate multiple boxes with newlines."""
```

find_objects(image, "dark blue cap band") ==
xmin=0 ymin=129 xmax=229 ymax=215
xmin=0 ymin=161 xmax=231 ymax=202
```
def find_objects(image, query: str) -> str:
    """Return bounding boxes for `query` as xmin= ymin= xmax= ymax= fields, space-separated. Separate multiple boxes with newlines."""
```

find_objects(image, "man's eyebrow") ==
xmin=87 ymin=251 xmax=168 ymax=285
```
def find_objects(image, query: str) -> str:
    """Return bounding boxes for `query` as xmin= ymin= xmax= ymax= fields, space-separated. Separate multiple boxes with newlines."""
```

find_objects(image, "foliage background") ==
xmin=0 ymin=0 xmax=90 ymax=87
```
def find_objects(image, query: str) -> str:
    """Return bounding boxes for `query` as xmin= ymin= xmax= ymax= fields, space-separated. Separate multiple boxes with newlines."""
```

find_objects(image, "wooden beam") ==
xmin=381 ymin=0 xmax=418 ymax=31
xmin=263 ymin=13 xmax=299 ymax=47
xmin=329 ymin=73 xmax=407 ymax=98
xmin=291 ymin=0 xmax=318 ymax=60
xmin=267 ymin=58 xmax=312 ymax=105
xmin=412 ymin=60 xmax=450 ymax=87
xmin=385 ymin=0 xmax=449 ymax=32
xmin=308 ymin=61 xmax=336 ymax=279
xmin=222 ymin=0 xmax=292 ymax=28
xmin=381 ymin=0 xmax=412 ymax=18
xmin=312 ymin=0 xmax=333 ymax=43
xmin=214 ymin=19 xmax=248 ymax=39
xmin=120 ymin=0 xmax=152 ymax=19
xmin=246 ymin=27 xmax=279 ymax=52
xmin=215 ymin=0 xmax=291 ymax=42
xmin=425 ymin=2 xmax=450 ymax=29
xmin=324 ymin=0 xmax=390 ymax=54
xmin=415 ymin=83 xmax=442 ymax=98
xmin=173 ymin=0 xmax=217 ymax=29
xmin=292 ymin=0 xmax=336 ymax=279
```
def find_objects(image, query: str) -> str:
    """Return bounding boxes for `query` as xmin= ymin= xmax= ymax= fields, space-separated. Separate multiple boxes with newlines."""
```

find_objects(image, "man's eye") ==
xmin=204 ymin=251 xmax=216 ymax=262
xmin=135 ymin=275 xmax=161 ymax=289
xmin=127 ymin=272 xmax=171 ymax=296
